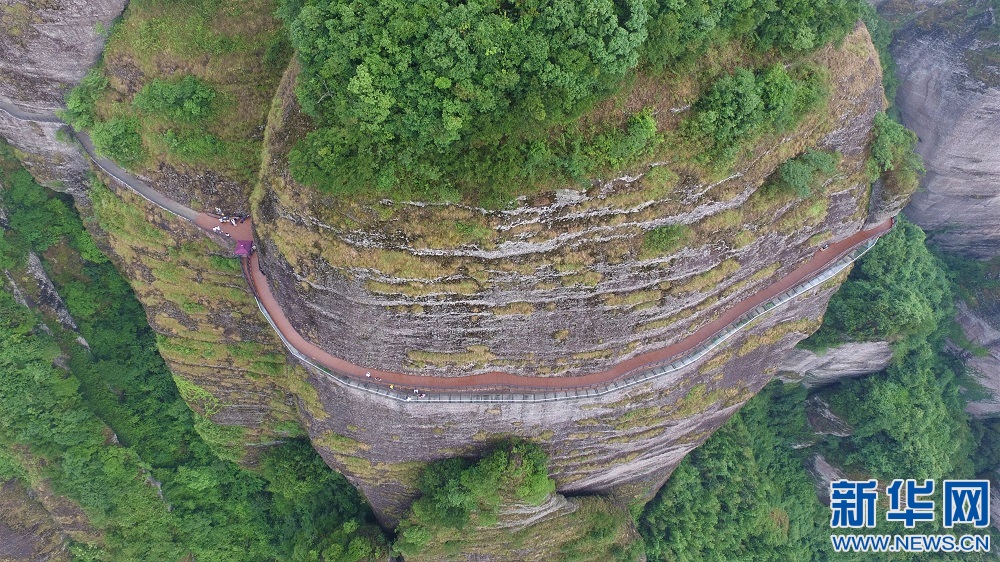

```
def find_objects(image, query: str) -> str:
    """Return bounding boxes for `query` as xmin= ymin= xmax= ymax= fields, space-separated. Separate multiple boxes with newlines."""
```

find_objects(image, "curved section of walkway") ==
xmin=242 ymin=218 xmax=893 ymax=399
xmin=0 ymin=105 xmax=895 ymax=402
xmin=0 ymin=101 xmax=64 ymax=124
xmin=75 ymin=132 xmax=201 ymax=222
xmin=247 ymin=235 xmax=884 ymax=403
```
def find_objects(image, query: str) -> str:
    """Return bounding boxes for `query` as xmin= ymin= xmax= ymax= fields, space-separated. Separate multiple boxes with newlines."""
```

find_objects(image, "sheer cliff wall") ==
xmin=253 ymin=27 xmax=888 ymax=524
xmin=883 ymin=0 xmax=1000 ymax=259
xmin=0 ymin=0 xmax=126 ymax=191
xmin=255 ymin=29 xmax=884 ymax=378
xmin=81 ymin=178 xmax=311 ymax=461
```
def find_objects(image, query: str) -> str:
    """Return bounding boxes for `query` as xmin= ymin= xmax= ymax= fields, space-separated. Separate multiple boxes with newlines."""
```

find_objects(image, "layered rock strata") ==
xmin=885 ymin=0 xmax=1000 ymax=258
xmin=0 ymin=0 xmax=125 ymax=191
xmin=253 ymin=27 xmax=891 ymax=523
xmin=779 ymin=341 xmax=894 ymax=387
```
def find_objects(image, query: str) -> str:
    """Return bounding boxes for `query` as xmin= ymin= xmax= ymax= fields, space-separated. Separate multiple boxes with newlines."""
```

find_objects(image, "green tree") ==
xmin=640 ymin=383 xmax=827 ymax=561
xmin=62 ymin=67 xmax=108 ymax=129
xmin=830 ymin=343 xmax=975 ymax=480
xmin=90 ymin=116 xmax=146 ymax=167
xmin=133 ymin=76 xmax=217 ymax=122
xmin=284 ymin=0 xmax=648 ymax=194
xmin=685 ymin=64 xmax=820 ymax=161
xmin=393 ymin=440 xmax=555 ymax=557
xmin=870 ymin=111 xmax=924 ymax=195
xmin=805 ymin=218 xmax=952 ymax=346
xmin=772 ymin=149 xmax=839 ymax=198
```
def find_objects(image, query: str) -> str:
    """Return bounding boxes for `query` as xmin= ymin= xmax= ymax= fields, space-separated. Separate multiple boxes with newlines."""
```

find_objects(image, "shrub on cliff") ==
xmin=684 ymin=64 xmax=825 ymax=162
xmin=62 ymin=67 xmax=108 ymax=130
xmin=870 ymin=111 xmax=924 ymax=196
xmin=643 ymin=224 xmax=690 ymax=255
xmin=90 ymin=116 xmax=146 ymax=167
xmin=133 ymin=76 xmax=217 ymax=123
xmin=393 ymin=440 xmax=555 ymax=556
xmin=766 ymin=148 xmax=839 ymax=198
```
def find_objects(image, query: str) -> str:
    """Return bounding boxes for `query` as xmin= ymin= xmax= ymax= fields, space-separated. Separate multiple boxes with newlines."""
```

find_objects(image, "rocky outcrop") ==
xmin=0 ymin=0 xmax=125 ymax=111
xmin=779 ymin=341 xmax=894 ymax=387
xmin=0 ymin=0 xmax=125 ymax=191
xmin=82 ymin=180 xmax=306 ymax=459
xmin=954 ymin=302 xmax=1000 ymax=417
xmin=0 ymin=479 xmax=74 ymax=562
xmin=305 ymin=282 xmax=842 ymax=527
xmin=808 ymin=454 xmax=848 ymax=506
xmin=259 ymin=27 xmax=889 ymax=524
xmin=0 ymin=107 xmax=88 ymax=195
xmin=256 ymin=28 xmax=885 ymax=378
xmin=884 ymin=0 xmax=1000 ymax=258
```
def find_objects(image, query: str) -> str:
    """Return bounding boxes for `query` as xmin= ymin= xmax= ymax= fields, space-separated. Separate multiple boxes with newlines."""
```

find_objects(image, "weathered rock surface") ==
xmin=0 ymin=0 xmax=125 ymax=191
xmin=267 ymin=28 xmax=889 ymax=524
xmin=779 ymin=341 xmax=894 ymax=387
xmin=809 ymin=454 xmax=848 ymax=506
xmin=0 ymin=479 xmax=73 ymax=562
xmin=0 ymin=0 xmax=124 ymax=110
xmin=884 ymin=0 xmax=1000 ymax=258
xmin=954 ymin=302 xmax=1000 ymax=417
xmin=304 ymin=279 xmax=841 ymax=527
xmin=82 ymin=180 xmax=305 ymax=458
xmin=0 ymin=108 xmax=89 ymax=194
xmin=257 ymin=28 xmax=885 ymax=378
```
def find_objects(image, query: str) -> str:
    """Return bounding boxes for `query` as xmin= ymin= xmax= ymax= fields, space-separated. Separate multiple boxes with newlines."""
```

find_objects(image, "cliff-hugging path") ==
xmin=241 ymin=220 xmax=893 ymax=396
xmin=0 ymin=101 xmax=894 ymax=399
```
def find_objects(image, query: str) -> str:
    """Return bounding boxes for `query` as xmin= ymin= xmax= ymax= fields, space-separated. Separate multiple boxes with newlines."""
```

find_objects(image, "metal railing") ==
xmin=5 ymin=100 xmax=890 ymax=404
xmin=243 ymin=236 xmax=883 ymax=404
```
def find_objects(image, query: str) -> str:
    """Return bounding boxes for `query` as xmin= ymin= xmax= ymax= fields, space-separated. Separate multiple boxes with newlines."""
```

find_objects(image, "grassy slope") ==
xmin=93 ymin=0 xmax=289 ymax=191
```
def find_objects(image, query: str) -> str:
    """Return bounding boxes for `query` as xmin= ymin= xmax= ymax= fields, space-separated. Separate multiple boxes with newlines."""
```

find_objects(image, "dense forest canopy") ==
xmin=0 ymin=145 xmax=389 ymax=560
xmin=280 ymin=0 xmax=863 ymax=197
xmin=289 ymin=0 xmax=648 ymax=149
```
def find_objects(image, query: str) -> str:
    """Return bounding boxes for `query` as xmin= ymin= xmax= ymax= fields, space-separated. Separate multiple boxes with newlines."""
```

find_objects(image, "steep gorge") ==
xmin=249 ymin=25 xmax=890 ymax=524
xmin=0 ymin=0 xmax=901 ymax=551
xmin=881 ymin=0 xmax=1000 ymax=258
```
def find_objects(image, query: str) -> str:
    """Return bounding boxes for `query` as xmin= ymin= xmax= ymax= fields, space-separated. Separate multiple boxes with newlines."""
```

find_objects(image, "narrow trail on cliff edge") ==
xmin=0 ymin=101 xmax=895 ymax=398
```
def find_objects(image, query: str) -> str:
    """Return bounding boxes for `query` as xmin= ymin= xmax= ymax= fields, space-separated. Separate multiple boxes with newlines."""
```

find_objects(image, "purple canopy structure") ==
xmin=235 ymin=240 xmax=252 ymax=257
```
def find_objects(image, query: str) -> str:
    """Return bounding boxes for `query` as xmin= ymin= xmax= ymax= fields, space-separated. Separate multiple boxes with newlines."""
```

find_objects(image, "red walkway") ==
xmin=234 ymin=216 xmax=894 ymax=393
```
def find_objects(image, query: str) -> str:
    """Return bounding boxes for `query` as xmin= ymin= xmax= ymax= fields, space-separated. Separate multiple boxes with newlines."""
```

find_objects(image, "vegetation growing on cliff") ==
xmin=393 ymin=440 xmax=641 ymax=561
xmin=640 ymin=384 xmax=827 ymax=561
xmin=0 ymin=145 xmax=387 ymax=560
xmin=63 ymin=0 xmax=291 ymax=187
xmin=393 ymin=440 xmax=555 ymax=556
xmin=278 ymin=0 xmax=866 ymax=201
xmin=683 ymin=63 xmax=826 ymax=163
xmin=638 ymin=219 xmax=997 ymax=560
xmin=804 ymin=219 xmax=952 ymax=347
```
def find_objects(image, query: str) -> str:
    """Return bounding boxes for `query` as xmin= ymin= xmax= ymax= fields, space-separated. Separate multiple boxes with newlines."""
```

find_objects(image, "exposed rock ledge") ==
xmin=778 ymin=341 xmax=894 ymax=387
xmin=888 ymin=1 xmax=1000 ymax=258
xmin=955 ymin=302 xmax=1000 ymax=418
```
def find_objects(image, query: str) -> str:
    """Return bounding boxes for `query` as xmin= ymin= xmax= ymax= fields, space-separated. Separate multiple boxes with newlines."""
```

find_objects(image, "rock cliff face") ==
xmin=82 ymin=179 xmax=310 ymax=459
xmin=0 ymin=0 xmax=124 ymax=111
xmin=256 ymin=29 xmax=884 ymax=378
xmin=779 ymin=341 xmax=894 ymax=387
xmin=254 ymin=27 xmax=889 ymax=524
xmin=955 ymin=301 xmax=1000 ymax=417
xmin=0 ymin=0 xmax=125 ymax=191
xmin=0 ymin=1 xmax=898 ymax=538
xmin=882 ymin=0 xmax=1000 ymax=258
